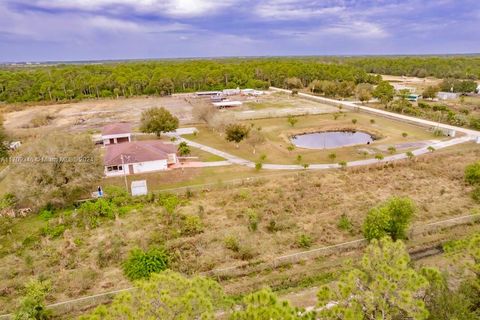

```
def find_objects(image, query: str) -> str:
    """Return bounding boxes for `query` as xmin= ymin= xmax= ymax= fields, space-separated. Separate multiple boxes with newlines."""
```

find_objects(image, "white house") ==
xmin=437 ymin=92 xmax=459 ymax=100
xmin=104 ymin=140 xmax=178 ymax=177
xmin=102 ymin=123 xmax=132 ymax=145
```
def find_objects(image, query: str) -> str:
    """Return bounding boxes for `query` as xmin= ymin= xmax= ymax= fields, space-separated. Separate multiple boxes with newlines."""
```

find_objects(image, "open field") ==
xmin=183 ymin=112 xmax=445 ymax=165
xmin=1 ymin=142 xmax=479 ymax=313
xmin=2 ymin=95 xmax=195 ymax=139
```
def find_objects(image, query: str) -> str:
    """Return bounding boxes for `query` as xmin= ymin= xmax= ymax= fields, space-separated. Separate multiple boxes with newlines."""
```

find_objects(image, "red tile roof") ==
xmin=104 ymin=140 xmax=177 ymax=166
xmin=102 ymin=122 xmax=132 ymax=136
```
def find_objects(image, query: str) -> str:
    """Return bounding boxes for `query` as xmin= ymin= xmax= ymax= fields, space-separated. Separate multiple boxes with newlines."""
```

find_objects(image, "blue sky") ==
xmin=0 ymin=0 xmax=479 ymax=62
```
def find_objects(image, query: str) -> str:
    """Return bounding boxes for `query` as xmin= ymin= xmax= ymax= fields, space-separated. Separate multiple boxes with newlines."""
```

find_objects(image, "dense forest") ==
xmin=0 ymin=59 xmax=378 ymax=103
xmin=335 ymin=56 xmax=480 ymax=79
xmin=1 ymin=56 xmax=479 ymax=104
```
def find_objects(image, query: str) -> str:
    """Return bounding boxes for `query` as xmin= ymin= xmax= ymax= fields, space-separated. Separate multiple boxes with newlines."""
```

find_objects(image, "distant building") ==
xmin=392 ymin=84 xmax=416 ymax=92
xmin=104 ymin=140 xmax=177 ymax=177
xmin=437 ymin=92 xmax=459 ymax=100
xmin=407 ymin=94 xmax=421 ymax=102
xmin=212 ymin=100 xmax=243 ymax=108
xmin=102 ymin=123 xmax=132 ymax=146
xmin=223 ymin=88 xmax=241 ymax=95
xmin=195 ymin=91 xmax=222 ymax=97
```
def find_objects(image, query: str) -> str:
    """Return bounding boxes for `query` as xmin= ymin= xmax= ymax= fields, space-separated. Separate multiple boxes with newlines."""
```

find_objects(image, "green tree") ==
xmin=81 ymin=270 xmax=226 ymax=320
xmin=177 ymin=141 xmax=191 ymax=157
xmin=14 ymin=279 xmax=51 ymax=320
xmin=373 ymin=81 xmax=395 ymax=106
xmin=355 ymin=83 xmax=373 ymax=103
xmin=317 ymin=238 xmax=430 ymax=320
xmin=230 ymin=288 xmax=312 ymax=320
xmin=225 ymin=123 xmax=250 ymax=148
xmin=422 ymin=86 xmax=439 ymax=100
xmin=10 ymin=132 xmax=103 ymax=209
xmin=140 ymin=107 xmax=179 ymax=137
xmin=0 ymin=124 xmax=9 ymax=158
xmin=363 ymin=197 xmax=415 ymax=241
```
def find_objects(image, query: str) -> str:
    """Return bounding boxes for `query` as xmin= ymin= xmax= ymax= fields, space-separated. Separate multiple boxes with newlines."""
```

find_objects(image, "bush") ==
xmin=297 ymin=234 xmax=313 ymax=248
xmin=255 ymin=162 xmax=262 ymax=171
xmin=465 ymin=162 xmax=480 ymax=185
xmin=157 ymin=193 xmax=184 ymax=214
xmin=41 ymin=224 xmax=66 ymax=238
xmin=0 ymin=193 xmax=17 ymax=210
xmin=122 ymin=247 xmax=169 ymax=281
xmin=224 ymin=236 xmax=240 ymax=252
xmin=14 ymin=279 xmax=51 ymax=320
xmin=337 ymin=214 xmax=353 ymax=232
xmin=77 ymin=199 xmax=117 ymax=228
xmin=181 ymin=215 xmax=203 ymax=236
xmin=363 ymin=197 xmax=415 ymax=241
xmin=471 ymin=186 xmax=480 ymax=203
xmin=246 ymin=209 xmax=259 ymax=232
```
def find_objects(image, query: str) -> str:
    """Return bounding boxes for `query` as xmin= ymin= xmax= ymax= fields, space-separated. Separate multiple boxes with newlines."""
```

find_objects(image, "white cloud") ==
xmin=255 ymin=0 xmax=345 ymax=20
xmin=25 ymin=0 xmax=240 ymax=18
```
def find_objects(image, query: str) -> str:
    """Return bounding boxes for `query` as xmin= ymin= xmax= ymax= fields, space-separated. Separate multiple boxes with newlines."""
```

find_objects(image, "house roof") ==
xmin=102 ymin=122 xmax=132 ymax=136
xmin=104 ymin=140 xmax=177 ymax=166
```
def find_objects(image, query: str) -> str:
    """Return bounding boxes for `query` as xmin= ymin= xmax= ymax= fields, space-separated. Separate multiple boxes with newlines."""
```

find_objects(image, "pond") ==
xmin=291 ymin=131 xmax=374 ymax=149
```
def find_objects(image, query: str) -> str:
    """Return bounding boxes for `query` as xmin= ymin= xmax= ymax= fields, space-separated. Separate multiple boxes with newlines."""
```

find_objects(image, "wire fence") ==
xmin=1 ymin=212 xmax=479 ymax=319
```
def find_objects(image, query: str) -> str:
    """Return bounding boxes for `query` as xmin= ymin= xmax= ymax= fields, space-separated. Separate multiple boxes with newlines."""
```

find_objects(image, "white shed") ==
xmin=131 ymin=180 xmax=148 ymax=196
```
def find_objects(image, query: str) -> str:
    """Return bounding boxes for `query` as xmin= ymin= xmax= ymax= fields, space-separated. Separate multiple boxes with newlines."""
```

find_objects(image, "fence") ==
xmin=1 ymin=212 xmax=479 ymax=318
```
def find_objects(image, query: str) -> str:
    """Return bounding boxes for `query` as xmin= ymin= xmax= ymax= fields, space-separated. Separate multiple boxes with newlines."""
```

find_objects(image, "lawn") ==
xmin=103 ymin=165 xmax=293 ymax=192
xmin=183 ymin=112 xmax=443 ymax=165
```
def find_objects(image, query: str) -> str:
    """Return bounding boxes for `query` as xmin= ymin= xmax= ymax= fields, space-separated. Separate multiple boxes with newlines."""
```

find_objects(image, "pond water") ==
xmin=291 ymin=131 xmax=374 ymax=149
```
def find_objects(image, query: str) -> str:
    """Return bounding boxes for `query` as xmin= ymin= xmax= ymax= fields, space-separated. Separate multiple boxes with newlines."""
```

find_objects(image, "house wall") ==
xmin=104 ymin=159 xmax=168 ymax=177
xmin=103 ymin=133 xmax=132 ymax=145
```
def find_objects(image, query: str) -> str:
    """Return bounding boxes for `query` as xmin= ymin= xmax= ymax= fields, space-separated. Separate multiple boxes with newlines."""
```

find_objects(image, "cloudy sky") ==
xmin=0 ymin=0 xmax=479 ymax=62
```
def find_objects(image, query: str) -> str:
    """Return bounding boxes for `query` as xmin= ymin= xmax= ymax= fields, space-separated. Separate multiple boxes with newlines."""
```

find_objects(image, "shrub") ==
xmin=375 ymin=153 xmax=384 ymax=161
xmin=363 ymin=197 xmax=415 ymax=241
xmin=402 ymin=132 xmax=408 ymax=138
xmin=387 ymin=146 xmax=396 ymax=154
xmin=246 ymin=209 xmax=259 ymax=232
xmin=406 ymin=151 xmax=414 ymax=159
xmin=427 ymin=146 xmax=435 ymax=152
xmin=157 ymin=193 xmax=184 ymax=214
xmin=224 ymin=236 xmax=240 ymax=252
xmin=352 ymin=119 xmax=358 ymax=125
xmin=337 ymin=214 xmax=353 ymax=232
xmin=181 ymin=215 xmax=203 ymax=236
xmin=465 ymin=162 xmax=480 ymax=185
xmin=0 ymin=193 xmax=17 ymax=210
xmin=370 ymin=119 xmax=375 ymax=124
xmin=255 ymin=162 xmax=262 ymax=171
xmin=122 ymin=247 xmax=169 ymax=281
xmin=41 ymin=224 xmax=66 ymax=238
xmin=338 ymin=161 xmax=347 ymax=169
xmin=297 ymin=234 xmax=313 ymax=248
xmin=471 ymin=186 xmax=480 ymax=203
xmin=14 ymin=279 xmax=51 ymax=320
xmin=77 ymin=199 xmax=117 ymax=228
xmin=328 ymin=153 xmax=337 ymax=162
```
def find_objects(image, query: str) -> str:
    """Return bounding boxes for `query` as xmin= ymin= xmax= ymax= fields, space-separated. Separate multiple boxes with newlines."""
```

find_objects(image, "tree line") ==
xmin=0 ymin=59 xmax=379 ymax=104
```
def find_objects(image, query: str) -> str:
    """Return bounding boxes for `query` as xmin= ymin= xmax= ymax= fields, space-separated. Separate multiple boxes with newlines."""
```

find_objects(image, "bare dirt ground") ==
xmin=381 ymin=74 xmax=442 ymax=92
xmin=2 ymin=95 xmax=194 ymax=138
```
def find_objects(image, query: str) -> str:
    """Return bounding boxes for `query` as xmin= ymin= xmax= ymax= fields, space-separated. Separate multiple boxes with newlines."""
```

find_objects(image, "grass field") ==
xmin=183 ymin=112 xmax=443 ymax=165
xmin=1 ymin=142 xmax=478 ymax=312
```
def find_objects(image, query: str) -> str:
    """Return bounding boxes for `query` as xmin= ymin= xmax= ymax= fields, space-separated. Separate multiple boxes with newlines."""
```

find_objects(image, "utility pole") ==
xmin=121 ymin=154 xmax=129 ymax=194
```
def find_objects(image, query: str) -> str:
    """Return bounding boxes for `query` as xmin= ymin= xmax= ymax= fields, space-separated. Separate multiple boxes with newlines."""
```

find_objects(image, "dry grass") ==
xmin=184 ymin=112 xmax=442 ymax=164
xmin=0 ymin=143 xmax=479 ymax=312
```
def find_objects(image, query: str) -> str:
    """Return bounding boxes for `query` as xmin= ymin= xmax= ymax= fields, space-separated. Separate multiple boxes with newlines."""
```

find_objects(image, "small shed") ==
xmin=131 ymin=180 xmax=148 ymax=196
xmin=437 ymin=92 xmax=459 ymax=100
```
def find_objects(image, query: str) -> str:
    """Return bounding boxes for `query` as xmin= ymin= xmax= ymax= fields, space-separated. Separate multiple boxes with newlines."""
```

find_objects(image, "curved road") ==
xmin=168 ymin=90 xmax=480 ymax=170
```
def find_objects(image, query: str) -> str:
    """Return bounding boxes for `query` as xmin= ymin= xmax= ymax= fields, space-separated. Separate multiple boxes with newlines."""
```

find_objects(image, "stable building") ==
xmin=104 ymin=140 xmax=178 ymax=177
xmin=102 ymin=123 xmax=132 ymax=145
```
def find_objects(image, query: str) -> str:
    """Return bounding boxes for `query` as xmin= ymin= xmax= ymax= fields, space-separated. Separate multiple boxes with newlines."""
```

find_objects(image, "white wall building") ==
xmin=104 ymin=140 xmax=177 ymax=177
xmin=102 ymin=123 xmax=132 ymax=145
